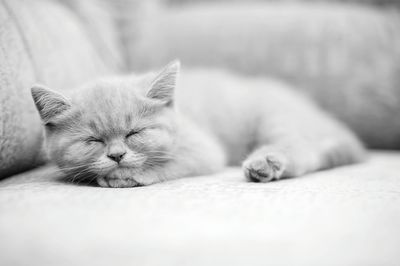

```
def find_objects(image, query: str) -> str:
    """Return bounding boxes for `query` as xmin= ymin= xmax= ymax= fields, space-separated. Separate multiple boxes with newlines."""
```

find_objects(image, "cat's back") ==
xmin=176 ymin=68 xmax=312 ymax=163
xmin=176 ymin=68 xmax=315 ymax=124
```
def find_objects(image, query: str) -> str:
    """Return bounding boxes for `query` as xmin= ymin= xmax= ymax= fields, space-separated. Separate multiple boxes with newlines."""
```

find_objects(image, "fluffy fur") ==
xmin=31 ymin=61 xmax=365 ymax=188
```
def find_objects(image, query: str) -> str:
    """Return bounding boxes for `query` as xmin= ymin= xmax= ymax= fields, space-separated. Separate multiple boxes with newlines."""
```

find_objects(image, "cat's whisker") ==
xmin=58 ymin=163 xmax=94 ymax=172
xmin=69 ymin=168 xmax=93 ymax=183
xmin=58 ymin=164 xmax=94 ymax=184
xmin=147 ymin=150 xmax=175 ymax=156
xmin=88 ymin=174 xmax=100 ymax=186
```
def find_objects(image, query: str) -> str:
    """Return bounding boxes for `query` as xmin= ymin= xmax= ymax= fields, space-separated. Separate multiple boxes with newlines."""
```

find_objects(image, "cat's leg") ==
xmin=243 ymin=116 xmax=366 ymax=182
xmin=134 ymin=135 xmax=227 ymax=187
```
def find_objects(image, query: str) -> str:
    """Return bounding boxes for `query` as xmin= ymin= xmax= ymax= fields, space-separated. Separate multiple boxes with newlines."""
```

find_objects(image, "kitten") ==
xmin=31 ymin=61 xmax=365 ymax=188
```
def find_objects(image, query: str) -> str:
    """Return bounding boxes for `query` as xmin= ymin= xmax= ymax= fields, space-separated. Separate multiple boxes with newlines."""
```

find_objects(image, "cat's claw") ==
xmin=243 ymin=154 xmax=286 ymax=182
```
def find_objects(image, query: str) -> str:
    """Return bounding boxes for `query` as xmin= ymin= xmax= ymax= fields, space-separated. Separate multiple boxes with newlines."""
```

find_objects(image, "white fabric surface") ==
xmin=0 ymin=152 xmax=399 ymax=266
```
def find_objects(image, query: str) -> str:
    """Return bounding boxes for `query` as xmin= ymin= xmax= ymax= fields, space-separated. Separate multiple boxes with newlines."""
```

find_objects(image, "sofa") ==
xmin=1 ymin=0 xmax=400 ymax=265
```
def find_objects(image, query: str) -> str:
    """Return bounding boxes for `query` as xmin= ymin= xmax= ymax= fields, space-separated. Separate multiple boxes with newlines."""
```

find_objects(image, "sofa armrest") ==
xmin=0 ymin=0 xmax=122 ymax=179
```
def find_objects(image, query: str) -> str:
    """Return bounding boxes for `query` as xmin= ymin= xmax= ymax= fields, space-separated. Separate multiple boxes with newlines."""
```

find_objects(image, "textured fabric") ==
xmin=167 ymin=0 xmax=400 ymax=8
xmin=0 ymin=0 xmax=122 ymax=178
xmin=0 ymin=152 xmax=399 ymax=266
xmin=128 ymin=2 xmax=400 ymax=149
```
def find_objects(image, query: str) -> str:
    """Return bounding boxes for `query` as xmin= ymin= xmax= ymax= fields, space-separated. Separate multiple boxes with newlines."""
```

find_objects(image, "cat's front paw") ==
xmin=97 ymin=176 xmax=140 ymax=188
xmin=242 ymin=153 xmax=287 ymax=182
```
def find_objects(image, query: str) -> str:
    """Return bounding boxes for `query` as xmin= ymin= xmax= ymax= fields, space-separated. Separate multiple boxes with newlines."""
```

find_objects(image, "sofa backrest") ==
xmin=127 ymin=2 xmax=400 ymax=149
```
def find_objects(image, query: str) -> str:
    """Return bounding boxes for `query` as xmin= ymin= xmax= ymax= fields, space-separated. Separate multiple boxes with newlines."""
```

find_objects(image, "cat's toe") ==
xmin=96 ymin=176 xmax=139 ymax=188
xmin=243 ymin=154 xmax=286 ymax=182
xmin=96 ymin=176 xmax=109 ymax=187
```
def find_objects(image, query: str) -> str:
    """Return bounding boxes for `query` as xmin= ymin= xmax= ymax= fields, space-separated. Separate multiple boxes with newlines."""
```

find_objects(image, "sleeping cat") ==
xmin=31 ymin=61 xmax=366 ymax=188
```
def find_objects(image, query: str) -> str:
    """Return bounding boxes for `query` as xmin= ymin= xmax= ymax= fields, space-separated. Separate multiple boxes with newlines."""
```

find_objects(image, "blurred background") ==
xmin=1 ymin=2 xmax=400 ymax=266
xmin=1 ymin=0 xmax=400 ymax=177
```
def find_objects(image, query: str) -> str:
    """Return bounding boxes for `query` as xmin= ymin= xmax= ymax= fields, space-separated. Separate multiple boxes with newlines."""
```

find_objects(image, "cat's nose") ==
xmin=107 ymin=151 xmax=126 ymax=163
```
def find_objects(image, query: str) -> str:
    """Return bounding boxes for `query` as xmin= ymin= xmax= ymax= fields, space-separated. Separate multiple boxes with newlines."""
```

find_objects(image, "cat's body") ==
xmin=31 ymin=61 xmax=365 ymax=187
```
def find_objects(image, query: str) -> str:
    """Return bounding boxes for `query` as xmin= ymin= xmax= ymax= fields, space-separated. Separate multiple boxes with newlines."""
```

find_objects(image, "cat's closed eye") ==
xmin=44 ymin=122 xmax=56 ymax=130
xmin=86 ymin=137 xmax=104 ymax=144
xmin=126 ymin=129 xmax=143 ymax=138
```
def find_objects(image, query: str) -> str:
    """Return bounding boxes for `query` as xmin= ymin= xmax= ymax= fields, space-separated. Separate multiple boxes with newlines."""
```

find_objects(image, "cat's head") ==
xmin=31 ymin=61 xmax=180 ymax=187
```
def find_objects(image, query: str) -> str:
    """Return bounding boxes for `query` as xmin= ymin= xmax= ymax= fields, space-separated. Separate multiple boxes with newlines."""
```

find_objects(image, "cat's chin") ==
xmin=96 ymin=175 xmax=140 ymax=188
xmin=96 ymin=167 xmax=142 ymax=188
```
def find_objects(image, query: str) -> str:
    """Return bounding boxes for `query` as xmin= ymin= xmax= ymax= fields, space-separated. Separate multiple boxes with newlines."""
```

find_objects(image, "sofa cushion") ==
xmin=0 ymin=152 xmax=399 ymax=266
xmin=0 ymin=0 xmax=122 ymax=179
xmin=129 ymin=2 xmax=400 ymax=149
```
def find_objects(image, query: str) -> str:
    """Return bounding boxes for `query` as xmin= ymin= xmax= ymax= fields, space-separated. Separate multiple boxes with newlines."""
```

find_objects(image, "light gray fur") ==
xmin=31 ymin=61 xmax=366 ymax=187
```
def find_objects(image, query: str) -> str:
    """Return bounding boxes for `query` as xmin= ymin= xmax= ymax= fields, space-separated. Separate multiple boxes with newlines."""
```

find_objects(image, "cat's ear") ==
xmin=147 ymin=60 xmax=180 ymax=106
xmin=31 ymin=85 xmax=71 ymax=123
